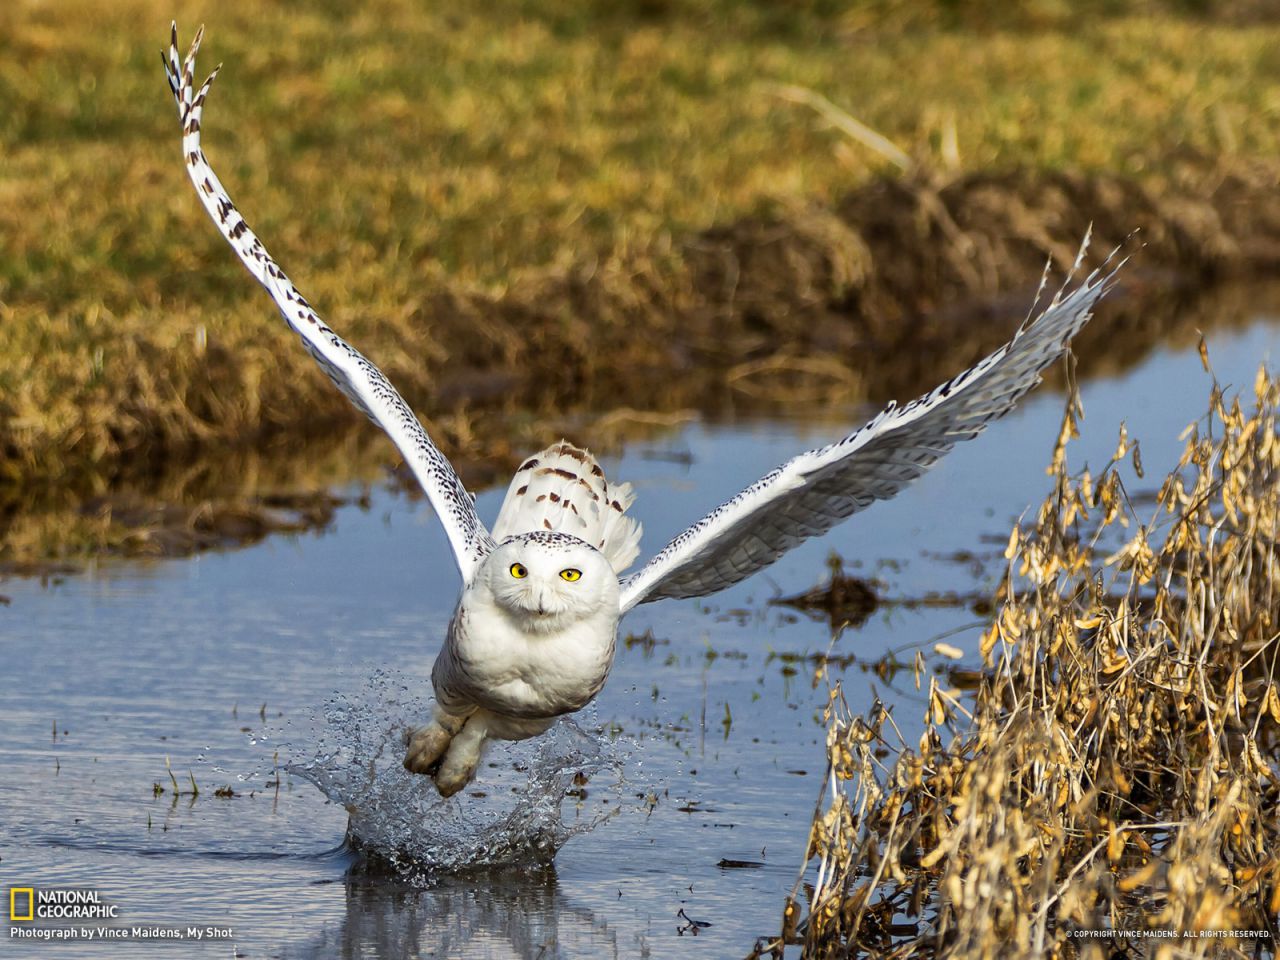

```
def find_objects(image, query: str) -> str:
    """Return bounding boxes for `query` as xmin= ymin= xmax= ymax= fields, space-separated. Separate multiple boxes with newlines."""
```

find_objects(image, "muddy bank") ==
xmin=5 ymin=165 xmax=1280 ymax=566
xmin=464 ymin=163 xmax=1280 ymax=405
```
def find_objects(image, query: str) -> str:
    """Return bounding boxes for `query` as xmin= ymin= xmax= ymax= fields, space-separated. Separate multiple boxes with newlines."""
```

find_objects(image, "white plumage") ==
xmin=491 ymin=442 xmax=642 ymax=573
xmin=165 ymin=26 xmax=1123 ymax=797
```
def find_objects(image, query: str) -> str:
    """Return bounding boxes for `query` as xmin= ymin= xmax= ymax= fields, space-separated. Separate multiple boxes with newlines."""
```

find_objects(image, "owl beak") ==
xmin=532 ymin=587 xmax=553 ymax=617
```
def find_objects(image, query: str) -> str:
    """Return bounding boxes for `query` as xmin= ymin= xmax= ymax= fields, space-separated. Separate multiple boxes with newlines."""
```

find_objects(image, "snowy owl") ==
xmin=165 ymin=26 xmax=1122 ymax=797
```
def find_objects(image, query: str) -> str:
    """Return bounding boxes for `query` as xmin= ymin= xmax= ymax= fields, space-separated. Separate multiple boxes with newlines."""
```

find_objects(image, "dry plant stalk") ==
xmin=763 ymin=359 xmax=1280 ymax=959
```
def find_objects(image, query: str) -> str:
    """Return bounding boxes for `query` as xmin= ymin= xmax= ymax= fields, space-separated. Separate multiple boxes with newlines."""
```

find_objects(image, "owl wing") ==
xmin=619 ymin=240 xmax=1122 ymax=612
xmin=164 ymin=25 xmax=495 ymax=582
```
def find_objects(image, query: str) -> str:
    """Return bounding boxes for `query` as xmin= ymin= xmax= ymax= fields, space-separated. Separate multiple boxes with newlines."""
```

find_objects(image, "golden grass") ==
xmin=772 ymin=355 xmax=1280 ymax=957
xmin=4 ymin=0 xmax=1280 ymax=555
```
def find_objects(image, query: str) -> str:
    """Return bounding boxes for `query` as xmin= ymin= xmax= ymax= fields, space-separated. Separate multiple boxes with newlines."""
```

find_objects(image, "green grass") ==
xmin=2 ymin=0 xmax=1279 ymax=497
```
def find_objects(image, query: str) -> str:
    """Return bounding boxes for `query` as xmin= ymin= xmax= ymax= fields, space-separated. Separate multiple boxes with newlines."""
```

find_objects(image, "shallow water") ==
xmin=3 ymin=311 xmax=1280 ymax=958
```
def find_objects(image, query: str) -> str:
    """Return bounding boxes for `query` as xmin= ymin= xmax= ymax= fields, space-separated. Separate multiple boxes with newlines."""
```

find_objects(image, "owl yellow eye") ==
xmin=509 ymin=562 xmax=528 ymax=579
xmin=559 ymin=568 xmax=582 ymax=582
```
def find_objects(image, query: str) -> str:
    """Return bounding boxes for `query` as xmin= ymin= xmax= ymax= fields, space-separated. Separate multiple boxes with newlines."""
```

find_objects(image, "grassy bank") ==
xmin=4 ymin=1 xmax=1280 ymax=562
xmin=772 ymin=363 xmax=1280 ymax=957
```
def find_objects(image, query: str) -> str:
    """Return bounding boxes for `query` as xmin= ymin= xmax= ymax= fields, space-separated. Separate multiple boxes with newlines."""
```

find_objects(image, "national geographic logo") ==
xmin=7 ymin=887 xmax=233 ymax=944
xmin=9 ymin=889 xmax=33 ymax=922
xmin=8 ymin=888 xmax=118 ymax=921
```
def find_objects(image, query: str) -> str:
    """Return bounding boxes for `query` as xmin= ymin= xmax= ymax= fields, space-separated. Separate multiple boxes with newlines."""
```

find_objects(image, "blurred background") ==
xmin=3 ymin=0 xmax=1280 ymax=562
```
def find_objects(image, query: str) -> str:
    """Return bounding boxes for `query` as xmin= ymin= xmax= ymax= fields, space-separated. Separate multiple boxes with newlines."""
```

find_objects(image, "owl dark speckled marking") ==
xmin=166 ymin=24 xmax=1123 ymax=797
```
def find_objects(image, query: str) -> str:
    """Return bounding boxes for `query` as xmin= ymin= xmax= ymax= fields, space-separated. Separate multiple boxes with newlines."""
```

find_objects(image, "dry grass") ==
xmin=7 ymin=0 xmax=1280 ymax=483
xmin=770 ymin=357 xmax=1280 ymax=957
xmin=6 ymin=1 xmax=1280 ymax=562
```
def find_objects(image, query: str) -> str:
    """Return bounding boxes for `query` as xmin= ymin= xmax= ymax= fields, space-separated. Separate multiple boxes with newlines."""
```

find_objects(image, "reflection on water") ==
xmin=288 ymin=865 xmax=620 ymax=960
xmin=2 ymin=302 xmax=1280 ymax=957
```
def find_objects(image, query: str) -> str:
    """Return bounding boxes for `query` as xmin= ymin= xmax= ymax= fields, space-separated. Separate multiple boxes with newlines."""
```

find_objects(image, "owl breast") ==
xmin=432 ymin=593 xmax=620 ymax=725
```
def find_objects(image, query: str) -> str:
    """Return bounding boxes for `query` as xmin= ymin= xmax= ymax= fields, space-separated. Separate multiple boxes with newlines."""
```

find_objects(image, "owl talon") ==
xmin=403 ymin=715 xmax=463 ymax=775
xmin=430 ymin=711 xmax=490 ymax=797
xmin=434 ymin=764 xmax=473 ymax=798
xmin=403 ymin=727 xmax=448 ymax=774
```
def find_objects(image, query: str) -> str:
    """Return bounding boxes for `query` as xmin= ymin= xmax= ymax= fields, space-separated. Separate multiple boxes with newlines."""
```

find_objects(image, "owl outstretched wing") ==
xmin=619 ymin=240 xmax=1122 ymax=612
xmin=164 ymin=25 xmax=495 ymax=583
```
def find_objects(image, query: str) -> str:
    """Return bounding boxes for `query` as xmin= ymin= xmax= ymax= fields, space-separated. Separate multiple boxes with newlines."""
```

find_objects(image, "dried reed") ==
xmin=767 ymin=351 xmax=1280 ymax=958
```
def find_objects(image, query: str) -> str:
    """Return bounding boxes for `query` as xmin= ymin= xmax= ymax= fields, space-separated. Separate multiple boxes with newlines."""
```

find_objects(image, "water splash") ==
xmin=288 ymin=670 xmax=625 ymax=878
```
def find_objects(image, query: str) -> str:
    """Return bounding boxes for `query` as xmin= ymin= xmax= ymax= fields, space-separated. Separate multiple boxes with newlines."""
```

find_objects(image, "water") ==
xmin=2 ymin=308 xmax=1279 ymax=958
xmin=292 ymin=674 xmax=625 ymax=873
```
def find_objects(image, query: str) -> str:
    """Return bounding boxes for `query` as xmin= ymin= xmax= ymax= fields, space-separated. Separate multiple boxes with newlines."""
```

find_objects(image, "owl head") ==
xmin=481 ymin=532 xmax=619 ymax=630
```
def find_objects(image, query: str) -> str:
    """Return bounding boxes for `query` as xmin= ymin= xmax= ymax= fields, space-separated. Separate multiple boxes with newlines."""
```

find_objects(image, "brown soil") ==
xmin=464 ymin=163 xmax=1280 ymax=413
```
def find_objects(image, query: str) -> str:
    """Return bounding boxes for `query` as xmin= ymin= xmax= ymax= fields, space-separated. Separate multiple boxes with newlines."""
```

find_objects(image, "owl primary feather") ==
xmin=165 ymin=26 xmax=1123 ymax=797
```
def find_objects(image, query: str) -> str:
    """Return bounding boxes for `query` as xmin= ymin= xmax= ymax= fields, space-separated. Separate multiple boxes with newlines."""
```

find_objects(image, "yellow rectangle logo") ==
xmin=10 ymin=887 xmax=34 ymax=921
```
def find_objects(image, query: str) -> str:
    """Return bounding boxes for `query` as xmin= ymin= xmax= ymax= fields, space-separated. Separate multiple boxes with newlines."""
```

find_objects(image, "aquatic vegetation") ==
xmin=774 ymin=359 xmax=1280 ymax=957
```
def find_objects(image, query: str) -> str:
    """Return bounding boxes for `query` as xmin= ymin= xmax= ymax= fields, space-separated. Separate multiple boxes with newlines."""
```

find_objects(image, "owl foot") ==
xmin=432 ymin=712 xmax=490 ymax=798
xmin=403 ymin=711 xmax=467 ymax=775
xmin=434 ymin=757 xmax=477 ymax=798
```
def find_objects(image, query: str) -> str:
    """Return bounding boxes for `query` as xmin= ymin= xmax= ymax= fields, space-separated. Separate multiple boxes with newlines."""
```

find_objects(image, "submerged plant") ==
xmin=769 ymin=354 xmax=1280 ymax=958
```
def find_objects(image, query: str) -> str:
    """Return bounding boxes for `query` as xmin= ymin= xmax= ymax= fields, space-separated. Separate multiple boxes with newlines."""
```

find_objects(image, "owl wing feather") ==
xmin=164 ymin=25 xmax=495 ymax=583
xmin=618 ymin=238 xmax=1122 ymax=612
